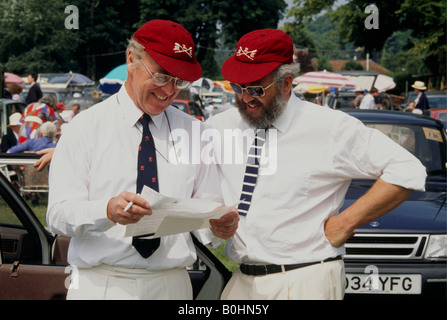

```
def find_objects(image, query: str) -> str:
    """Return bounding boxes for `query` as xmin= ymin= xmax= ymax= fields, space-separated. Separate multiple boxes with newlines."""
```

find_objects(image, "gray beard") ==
xmin=235 ymin=92 xmax=287 ymax=129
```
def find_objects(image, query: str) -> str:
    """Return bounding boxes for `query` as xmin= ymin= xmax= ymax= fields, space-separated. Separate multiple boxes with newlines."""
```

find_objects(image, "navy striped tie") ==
xmin=132 ymin=114 xmax=160 ymax=258
xmin=237 ymin=129 xmax=267 ymax=216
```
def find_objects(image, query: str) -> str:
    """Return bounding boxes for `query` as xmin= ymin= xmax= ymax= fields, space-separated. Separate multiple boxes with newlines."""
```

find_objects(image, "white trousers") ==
xmin=221 ymin=260 xmax=345 ymax=300
xmin=67 ymin=265 xmax=192 ymax=300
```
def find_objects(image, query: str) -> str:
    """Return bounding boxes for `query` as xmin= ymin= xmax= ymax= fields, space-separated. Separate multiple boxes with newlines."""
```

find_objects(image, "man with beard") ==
xmin=206 ymin=29 xmax=426 ymax=300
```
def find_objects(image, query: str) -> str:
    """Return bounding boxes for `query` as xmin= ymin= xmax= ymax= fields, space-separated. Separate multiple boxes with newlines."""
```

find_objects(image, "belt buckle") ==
xmin=264 ymin=265 xmax=268 ymax=276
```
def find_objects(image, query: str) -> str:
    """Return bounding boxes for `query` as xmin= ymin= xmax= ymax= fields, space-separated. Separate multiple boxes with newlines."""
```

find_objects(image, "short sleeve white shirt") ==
xmin=207 ymin=94 xmax=426 ymax=265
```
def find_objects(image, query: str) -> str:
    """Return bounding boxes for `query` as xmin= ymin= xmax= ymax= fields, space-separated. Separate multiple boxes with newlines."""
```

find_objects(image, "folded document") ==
xmin=125 ymin=186 xmax=235 ymax=238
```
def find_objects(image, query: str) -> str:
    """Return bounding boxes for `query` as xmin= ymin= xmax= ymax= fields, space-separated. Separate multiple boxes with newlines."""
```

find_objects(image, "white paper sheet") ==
xmin=125 ymin=186 xmax=235 ymax=238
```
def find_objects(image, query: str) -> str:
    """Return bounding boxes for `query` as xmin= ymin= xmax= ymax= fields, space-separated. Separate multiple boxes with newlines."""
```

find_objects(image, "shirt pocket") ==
xmin=159 ymin=162 xmax=196 ymax=197
xmin=260 ymin=173 xmax=311 ymax=210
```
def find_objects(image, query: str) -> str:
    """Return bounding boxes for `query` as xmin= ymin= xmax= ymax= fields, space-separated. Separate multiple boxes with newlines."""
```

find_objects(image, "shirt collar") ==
xmin=270 ymin=92 xmax=301 ymax=134
xmin=117 ymin=84 xmax=164 ymax=129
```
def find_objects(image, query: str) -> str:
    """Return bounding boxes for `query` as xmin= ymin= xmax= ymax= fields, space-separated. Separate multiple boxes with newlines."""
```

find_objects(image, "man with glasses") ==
xmin=47 ymin=20 xmax=238 ymax=300
xmin=207 ymin=29 xmax=426 ymax=299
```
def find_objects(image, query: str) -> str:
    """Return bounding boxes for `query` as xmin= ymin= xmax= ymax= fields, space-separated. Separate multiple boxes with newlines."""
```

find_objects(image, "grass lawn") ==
xmin=209 ymin=240 xmax=240 ymax=273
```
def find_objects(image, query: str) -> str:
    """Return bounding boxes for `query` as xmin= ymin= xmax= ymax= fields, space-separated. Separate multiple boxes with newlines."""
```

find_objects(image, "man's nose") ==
xmin=161 ymin=79 xmax=176 ymax=95
xmin=241 ymin=90 xmax=255 ymax=103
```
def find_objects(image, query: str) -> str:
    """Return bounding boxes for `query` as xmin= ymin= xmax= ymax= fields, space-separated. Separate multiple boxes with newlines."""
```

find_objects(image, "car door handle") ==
xmin=11 ymin=261 xmax=20 ymax=278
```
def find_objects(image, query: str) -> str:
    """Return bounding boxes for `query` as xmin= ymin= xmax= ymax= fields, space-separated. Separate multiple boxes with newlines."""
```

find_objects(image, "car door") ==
xmin=0 ymin=154 xmax=230 ymax=300
xmin=0 ymin=159 xmax=68 ymax=299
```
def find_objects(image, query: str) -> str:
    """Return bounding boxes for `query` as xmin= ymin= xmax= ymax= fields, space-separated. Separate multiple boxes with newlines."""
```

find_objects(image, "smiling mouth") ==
xmin=246 ymin=103 xmax=260 ymax=110
xmin=153 ymin=92 xmax=168 ymax=101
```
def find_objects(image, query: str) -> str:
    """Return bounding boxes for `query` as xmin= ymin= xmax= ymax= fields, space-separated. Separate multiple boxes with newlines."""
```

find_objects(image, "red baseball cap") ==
xmin=222 ymin=29 xmax=294 ymax=84
xmin=56 ymin=102 xmax=67 ymax=110
xmin=133 ymin=20 xmax=202 ymax=81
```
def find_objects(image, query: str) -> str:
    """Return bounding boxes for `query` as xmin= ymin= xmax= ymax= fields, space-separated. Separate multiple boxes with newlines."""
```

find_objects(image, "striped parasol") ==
xmin=293 ymin=70 xmax=356 ymax=89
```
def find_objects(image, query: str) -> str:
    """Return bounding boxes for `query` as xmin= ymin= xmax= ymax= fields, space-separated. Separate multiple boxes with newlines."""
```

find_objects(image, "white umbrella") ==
xmin=374 ymin=74 xmax=396 ymax=92
xmin=293 ymin=70 xmax=356 ymax=89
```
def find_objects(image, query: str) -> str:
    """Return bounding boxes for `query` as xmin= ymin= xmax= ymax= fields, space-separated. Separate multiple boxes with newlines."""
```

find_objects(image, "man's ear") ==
xmin=283 ymin=74 xmax=294 ymax=96
xmin=127 ymin=50 xmax=134 ymax=67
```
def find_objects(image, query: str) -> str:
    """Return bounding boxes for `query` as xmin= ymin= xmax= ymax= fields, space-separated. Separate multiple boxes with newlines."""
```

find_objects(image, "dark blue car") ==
xmin=342 ymin=110 xmax=446 ymax=299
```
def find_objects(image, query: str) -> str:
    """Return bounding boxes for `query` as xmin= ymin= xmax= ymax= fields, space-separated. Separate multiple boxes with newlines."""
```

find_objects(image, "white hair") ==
xmin=273 ymin=62 xmax=300 ymax=91
xmin=40 ymin=122 xmax=57 ymax=139
xmin=126 ymin=37 xmax=145 ymax=66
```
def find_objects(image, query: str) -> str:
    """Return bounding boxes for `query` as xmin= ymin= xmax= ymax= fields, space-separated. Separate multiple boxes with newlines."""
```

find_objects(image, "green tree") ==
xmin=138 ymin=0 xmax=287 ymax=78
xmin=288 ymin=0 xmax=446 ymax=80
xmin=344 ymin=59 xmax=363 ymax=70
xmin=218 ymin=0 xmax=288 ymax=47
xmin=74 ymin=0 xmax=140 ymax=80
xmin=138 ymin=0 xmax=222 ymax=78
xmin=0 ymin=0 xmax=79 ymax=74
xmin=0 ymin=1 xmax=288 ymax=80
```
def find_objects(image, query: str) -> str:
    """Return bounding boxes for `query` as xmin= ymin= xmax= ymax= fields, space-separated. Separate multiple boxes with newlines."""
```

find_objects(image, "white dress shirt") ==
xmin=206 ymin=93 xmax=426 ymax=265
xmin=47 ymin=86 xmax=222 ymax=270
xmin=359 ymin=93 xmax=377 ymax=109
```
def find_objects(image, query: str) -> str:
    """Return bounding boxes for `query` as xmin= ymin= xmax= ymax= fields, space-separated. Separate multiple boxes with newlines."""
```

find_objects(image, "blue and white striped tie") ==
xmin=237 ymin=129 xmax=267 ymax=217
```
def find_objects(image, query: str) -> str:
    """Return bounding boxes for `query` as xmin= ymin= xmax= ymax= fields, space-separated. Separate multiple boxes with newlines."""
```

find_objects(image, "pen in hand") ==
xmin=123 ymin=193 xmax=140 ymax=212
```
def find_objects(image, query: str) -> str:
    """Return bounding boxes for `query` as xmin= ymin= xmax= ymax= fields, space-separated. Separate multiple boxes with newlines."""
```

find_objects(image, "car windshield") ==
xmin=405 ymin=92 xmax=447 ymax=109
xmin=427 ymin=95 xmax=447 ymax=109
xmin=367 ymin=123 xmax=446 ymax=175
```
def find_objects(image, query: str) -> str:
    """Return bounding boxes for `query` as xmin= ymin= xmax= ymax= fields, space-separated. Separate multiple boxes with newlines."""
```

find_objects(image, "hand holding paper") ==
xmin=209 ymin=207 xmax=240 ymax=239
xmin=125 ymin=186 xmax=239 ymax=239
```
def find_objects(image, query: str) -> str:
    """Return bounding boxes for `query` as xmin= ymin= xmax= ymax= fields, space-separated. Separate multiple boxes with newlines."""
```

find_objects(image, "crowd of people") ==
xmin=1 ymin=85 xmax=81 ymax=155
xmin=349 ymin=80 xmax=430 ymax=113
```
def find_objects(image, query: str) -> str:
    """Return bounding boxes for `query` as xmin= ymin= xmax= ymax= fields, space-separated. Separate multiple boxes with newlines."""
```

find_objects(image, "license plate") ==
xmin=345 ymin=274 xmax=422 ymax=294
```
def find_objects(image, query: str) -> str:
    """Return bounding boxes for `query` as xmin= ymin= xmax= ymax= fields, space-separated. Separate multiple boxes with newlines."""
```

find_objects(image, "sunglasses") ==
xmin=230 ymin=81 xmax=277 ymax=97
xmin=139 ymin=58 xmax=192 ymax=90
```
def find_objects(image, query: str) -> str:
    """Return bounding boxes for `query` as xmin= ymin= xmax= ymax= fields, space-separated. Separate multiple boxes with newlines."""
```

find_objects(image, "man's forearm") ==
xmin=325 ymin=178 xmax=414 ymax=247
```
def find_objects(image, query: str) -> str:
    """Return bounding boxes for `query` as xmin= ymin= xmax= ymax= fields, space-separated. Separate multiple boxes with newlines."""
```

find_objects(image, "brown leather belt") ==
xmin=240 ymin=255 xmax=343 ymax=276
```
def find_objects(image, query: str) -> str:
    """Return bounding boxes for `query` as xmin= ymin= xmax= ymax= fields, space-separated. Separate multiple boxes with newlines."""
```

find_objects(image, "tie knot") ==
xmin=139 ymin=113 xmax=151 ymax=126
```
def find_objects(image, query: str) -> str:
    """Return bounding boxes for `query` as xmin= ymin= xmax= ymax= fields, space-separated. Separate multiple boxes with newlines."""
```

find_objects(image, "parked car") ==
xmin=0 ymin=99 xmax=26 ymax=137
xmin=59 ymin=97 xmax=102 ymax=122
xmin=0 ymin=154 xmax=230 ymax=300
xmin=342 ymin=110 xmax=446 ymax=299
xmin=430 ymin=108 xmax=447 ymax=130
xmin=402 ymin=91 xmax=447 ymax=110
xmin=21 ymin=88 xmax=72 ymax=105
xmin=172 ymin=99 xmax=205 ymax=121
xmin=326 ymin=91 xmax=397 ymax=110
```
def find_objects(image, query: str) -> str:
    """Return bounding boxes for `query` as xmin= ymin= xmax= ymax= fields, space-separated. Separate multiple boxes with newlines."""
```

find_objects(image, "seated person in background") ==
xmin=1 ymin=113 xmax=22 ymax=152
xmin=7 ymin=122 xmax=57 ymax=153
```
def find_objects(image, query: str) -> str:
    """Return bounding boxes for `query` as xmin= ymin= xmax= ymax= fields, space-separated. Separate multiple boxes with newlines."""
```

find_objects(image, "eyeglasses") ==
xmin=230 ymin=81 xmax=277 ymax=97
xmin=139 ymin=58 xmax=192 ymax=90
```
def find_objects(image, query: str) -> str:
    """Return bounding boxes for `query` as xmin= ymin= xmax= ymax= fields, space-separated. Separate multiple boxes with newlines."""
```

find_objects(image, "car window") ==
xmin=427 ymin=96 xmax=447 ymax=109
xmin=367 ymin=123 xmax=446 ymax=174
xmin=172 ymin=102 xmax=187 ymax=113
xmin=189 ymin=102 xmax=203 ymax=117
xmin=367 ymin=124 xmax=416 ymax=154
xmin=379 ymin=96 xmax=392 ymax=110
xmin=0 ymin=193 xmax=22 ymax=226
xmin=335 ymin=96 xmax=353 ymax=109
xmin=0 ymin=164 xmax=48 ymax=264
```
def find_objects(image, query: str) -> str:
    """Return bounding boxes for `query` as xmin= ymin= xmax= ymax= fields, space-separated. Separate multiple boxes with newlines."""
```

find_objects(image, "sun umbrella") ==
xmin=293 ymin=70 xmax=356 ymax=89
xmin=192 ymin=77 xmax=214 ymax=92
xmin=102 ymin=64 xmax=127 ymax=82
xmin=294 ymin=83 xmax=328 ymax=94
xmin=374 ymin=74 xmax=396 ymax=92
xmin=214 ymin=80 xmax=234 ymax=92
xmin=70 ymin=72 xmax=94 ymax=86
xmin=4 ymin=72 xmax=25 ymax=85
xmin=99 ymin=64 xmax=127 ymax=94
